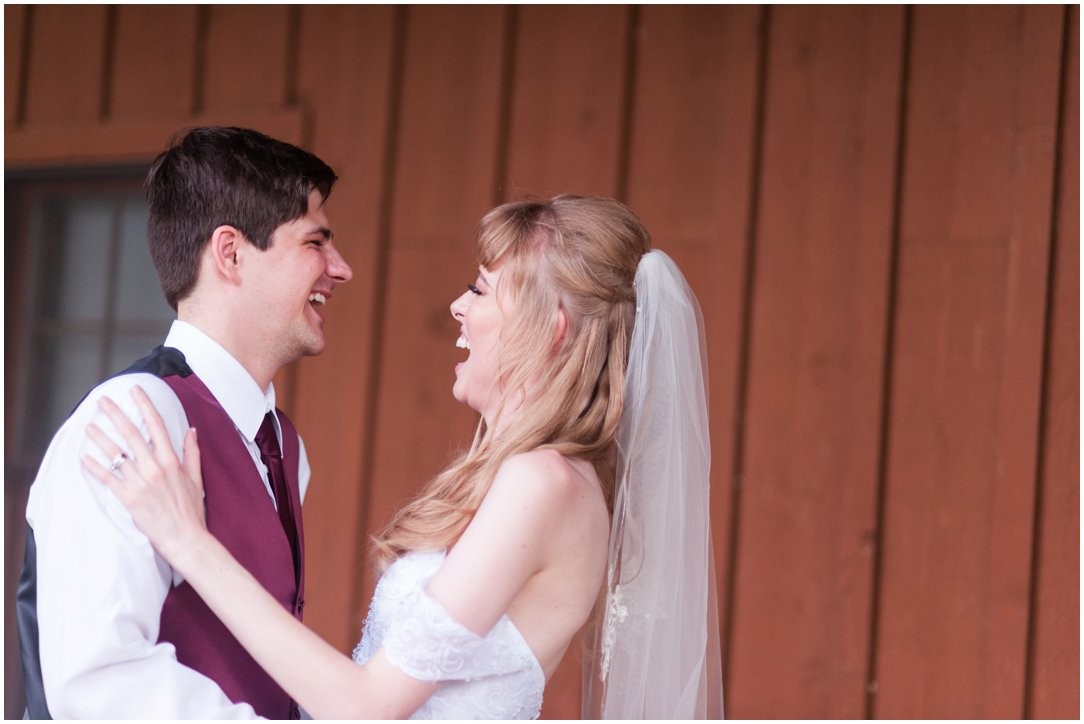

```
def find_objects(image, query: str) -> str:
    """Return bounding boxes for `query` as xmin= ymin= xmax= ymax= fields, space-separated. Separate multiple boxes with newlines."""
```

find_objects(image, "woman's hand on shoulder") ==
xmin=81 ymin=385 xmax=209 ymax=570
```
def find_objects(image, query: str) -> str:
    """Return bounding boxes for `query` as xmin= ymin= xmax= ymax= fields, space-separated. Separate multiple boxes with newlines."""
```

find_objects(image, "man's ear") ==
xmin=208 ymin=225 xmax=245 ymax=283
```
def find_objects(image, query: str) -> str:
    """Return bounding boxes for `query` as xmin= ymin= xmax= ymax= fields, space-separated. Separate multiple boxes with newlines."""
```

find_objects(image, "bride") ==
xmin=84 ymin=194 xmax=722 ymax=719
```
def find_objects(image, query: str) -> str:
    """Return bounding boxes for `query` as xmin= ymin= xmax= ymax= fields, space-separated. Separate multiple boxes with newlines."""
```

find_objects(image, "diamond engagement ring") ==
xmin=109 ymin=451 xmax=130 ymax=472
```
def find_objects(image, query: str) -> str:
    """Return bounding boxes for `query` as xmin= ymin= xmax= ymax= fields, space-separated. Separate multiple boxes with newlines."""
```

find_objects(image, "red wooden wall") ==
xmin=4 ymin=5 xmax=1077 ymax=719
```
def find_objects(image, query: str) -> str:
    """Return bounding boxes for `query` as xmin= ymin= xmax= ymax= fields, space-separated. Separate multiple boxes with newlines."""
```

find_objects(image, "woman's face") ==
xmin=449 ymin=265 xmax=507 ymax=420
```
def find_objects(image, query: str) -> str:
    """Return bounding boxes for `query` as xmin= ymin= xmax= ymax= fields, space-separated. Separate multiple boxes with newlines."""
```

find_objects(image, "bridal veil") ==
xmin=583 ymin=250 xmax=724 ymax=719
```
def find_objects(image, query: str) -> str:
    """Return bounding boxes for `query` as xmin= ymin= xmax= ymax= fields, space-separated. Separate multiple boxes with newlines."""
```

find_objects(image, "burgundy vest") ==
xmin=157 ymin=372 xmax=305 ymax=719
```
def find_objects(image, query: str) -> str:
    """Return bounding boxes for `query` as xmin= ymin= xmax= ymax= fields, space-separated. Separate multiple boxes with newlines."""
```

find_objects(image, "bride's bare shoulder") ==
xmin=492 ymin=449 xmax=603 ymax=508
xmin=483 ymin=450 xmax=609 ymax=553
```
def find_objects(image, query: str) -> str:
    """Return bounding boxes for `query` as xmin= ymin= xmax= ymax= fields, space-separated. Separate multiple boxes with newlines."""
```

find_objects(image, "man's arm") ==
xmin=27 ymin=373 xmax=258 ymax=719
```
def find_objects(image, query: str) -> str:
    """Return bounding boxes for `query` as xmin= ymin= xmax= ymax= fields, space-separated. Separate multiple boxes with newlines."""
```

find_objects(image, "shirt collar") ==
xmin=163 ymin=320 xmax=276 ymax=442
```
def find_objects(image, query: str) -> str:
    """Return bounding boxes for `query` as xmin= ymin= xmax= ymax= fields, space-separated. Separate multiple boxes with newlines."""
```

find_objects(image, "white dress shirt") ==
xmin=25 ymin=320 xmax=311 ymax=718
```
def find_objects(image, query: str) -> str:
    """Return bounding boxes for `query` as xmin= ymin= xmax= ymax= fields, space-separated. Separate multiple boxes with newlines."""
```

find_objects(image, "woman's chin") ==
xmin=450 ymin=382 xmax=468 ymax=407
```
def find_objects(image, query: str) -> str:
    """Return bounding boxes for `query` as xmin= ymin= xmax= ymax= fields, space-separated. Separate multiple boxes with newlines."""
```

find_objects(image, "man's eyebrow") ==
xmin=307 ymin=226 xmax=333 ymax=240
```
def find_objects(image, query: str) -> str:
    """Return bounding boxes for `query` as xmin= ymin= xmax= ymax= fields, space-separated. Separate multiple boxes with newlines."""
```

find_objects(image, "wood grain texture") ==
xmin=110 ymin=6 xmax=199 ymax=119
xmin=22 ymin=5 xmax=108 ymax=124
xmin=4 ymin=4 xmax=27 ymax=125
xmin=502 ymin=5 xmax=629 ymax=199
xmin=874 ymin=5 xmax=1063 ymax=717
xmin=727 ymin=6 xmax=904 ymax=717
xmin=1026 ymin=6 xmax=1079 ymax=719
xmin=4 ymin=110 xmax=303 ymax=169
xmin=201 ymin=5 xmax=290 ymax=112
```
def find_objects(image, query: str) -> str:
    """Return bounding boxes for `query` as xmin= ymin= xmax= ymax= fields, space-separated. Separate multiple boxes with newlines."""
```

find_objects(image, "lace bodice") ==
xmin=352 ymin=550 xmax=545 ymax=719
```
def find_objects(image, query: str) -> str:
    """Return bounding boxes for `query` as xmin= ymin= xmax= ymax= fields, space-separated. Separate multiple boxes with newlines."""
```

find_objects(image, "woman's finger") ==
xmin=182 ymin=427 xmax=204 ymax=499
xmin=86 ymin=422 xmax=129 ymax=477
xmin=130 ymin=386 xmax=177 ymax=468
xmin=96 ymin=395 xmax=155 ymax=464
xmin=86 ymin=421 xmax=123 ymax=459
xmin=81 ymin=453 xmax=135 ymax=508
xmin=82 ymin=453 xmax=110 ymax=483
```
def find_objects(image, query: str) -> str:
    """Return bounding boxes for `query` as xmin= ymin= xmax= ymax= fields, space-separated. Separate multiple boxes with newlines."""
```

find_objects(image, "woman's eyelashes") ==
xmin=467 ymin=283 xmax=483 ymax=296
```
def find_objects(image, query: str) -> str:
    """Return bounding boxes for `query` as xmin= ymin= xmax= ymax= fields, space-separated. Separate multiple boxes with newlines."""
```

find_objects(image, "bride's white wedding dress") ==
xmin=352 ymin=550 xmax=545 ymax=719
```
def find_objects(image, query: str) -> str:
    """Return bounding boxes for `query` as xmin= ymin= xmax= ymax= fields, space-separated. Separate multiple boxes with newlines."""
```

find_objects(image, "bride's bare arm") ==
xmin=83 ymin=387 xmax=438 ymax=719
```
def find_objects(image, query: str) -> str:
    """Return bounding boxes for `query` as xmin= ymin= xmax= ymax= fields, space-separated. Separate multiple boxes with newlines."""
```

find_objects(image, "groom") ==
xmin=17 ymin=127 xmax=353 ymax=718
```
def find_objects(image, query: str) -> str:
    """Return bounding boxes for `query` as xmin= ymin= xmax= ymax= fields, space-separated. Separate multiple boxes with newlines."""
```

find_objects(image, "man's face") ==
xmin=245 ymin=189 xmax=353 ymax=366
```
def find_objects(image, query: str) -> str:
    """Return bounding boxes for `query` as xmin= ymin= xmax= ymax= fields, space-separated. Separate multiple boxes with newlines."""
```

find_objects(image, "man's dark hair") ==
xmin=146 ymin=126 xmax=338 ymax=310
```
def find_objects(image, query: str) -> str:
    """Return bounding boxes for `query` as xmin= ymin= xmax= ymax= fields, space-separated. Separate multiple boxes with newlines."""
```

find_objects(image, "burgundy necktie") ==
xmin=255 ymin=412 xmax=300 ymax=584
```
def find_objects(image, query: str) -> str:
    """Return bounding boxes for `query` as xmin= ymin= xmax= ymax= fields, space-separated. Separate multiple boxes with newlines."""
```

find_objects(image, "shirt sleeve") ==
xmin=26 ymin=373 xmax=261 ymax=719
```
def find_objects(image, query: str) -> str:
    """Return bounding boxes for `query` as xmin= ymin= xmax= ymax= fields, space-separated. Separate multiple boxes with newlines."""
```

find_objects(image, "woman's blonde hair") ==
xmin=372 ymin=194 xmax=650 ymax=566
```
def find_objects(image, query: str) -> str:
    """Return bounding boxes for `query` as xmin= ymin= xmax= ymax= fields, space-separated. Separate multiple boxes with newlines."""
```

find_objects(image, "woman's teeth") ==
xmin=456 ymin=335 xmax=470 ymax=350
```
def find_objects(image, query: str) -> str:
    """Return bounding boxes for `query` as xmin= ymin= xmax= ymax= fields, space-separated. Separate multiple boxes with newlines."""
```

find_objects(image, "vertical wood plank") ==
xmin=22 ymin=5 xmax=108 ymax=124
xmin=502 ymin=5 xmax=629 ymax=198
xmin=362 ymin=1 xmax=507 ymax=641
xmin=1027 ymin=6 xmax=1079 ymax=719
xmin=5 ymin=4 xmax=27 ymax=126
xmin=874 ymin=6 xmax=1063 ymax=717
xmin=110 ymin=6 xmax=199 ymax=119
xmin=288 ymin=5 xmax=396 ymax=654
xmin=201 ymin=5 xmax=290 ymax=111
xmin=500 ymin=7 xmax=633 ymax=715
xmin=624 ymin=5 xmax=762 ymax=714
xmin=728 ymin=6 xmax=904 ymax=717
xmin=386 ymin=7 xmax=508 ymax=245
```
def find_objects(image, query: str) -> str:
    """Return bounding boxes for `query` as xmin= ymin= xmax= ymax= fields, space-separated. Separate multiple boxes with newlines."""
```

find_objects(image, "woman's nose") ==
xmin=450 ymin=292 xmax=468 ymax=321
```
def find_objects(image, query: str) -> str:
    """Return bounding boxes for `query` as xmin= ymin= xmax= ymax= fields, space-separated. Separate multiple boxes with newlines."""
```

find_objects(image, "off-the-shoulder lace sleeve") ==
xmin=385 ymin=583 xmax=523 ymax=681
xmin=353 ymin=551 xmax=539 ymax=684
xmin=352 ymin=551 xmax=545 ymax=718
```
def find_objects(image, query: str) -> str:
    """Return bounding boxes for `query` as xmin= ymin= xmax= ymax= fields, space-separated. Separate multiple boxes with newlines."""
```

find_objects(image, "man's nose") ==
xmin=327 ymin=245 xmax=353 ymax=283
